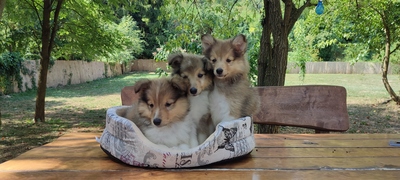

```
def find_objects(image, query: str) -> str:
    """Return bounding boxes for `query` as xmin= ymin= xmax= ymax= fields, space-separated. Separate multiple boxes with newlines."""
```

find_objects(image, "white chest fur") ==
xmin=209 ymin=88 xmax=235 ymax=126
xmin=188 ymin=91 xmax=210 ymax=124
xmin=143 ymin=119 xmax=197 ymax=150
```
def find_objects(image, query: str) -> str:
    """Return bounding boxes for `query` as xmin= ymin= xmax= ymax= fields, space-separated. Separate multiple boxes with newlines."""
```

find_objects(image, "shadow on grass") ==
xmin=346 ymin=103 xmax=399 ymax=133
xmin=0 ymin=107 xmax=107 ymax=163
xmin=0 ymin=120 xmax=66 ymax=163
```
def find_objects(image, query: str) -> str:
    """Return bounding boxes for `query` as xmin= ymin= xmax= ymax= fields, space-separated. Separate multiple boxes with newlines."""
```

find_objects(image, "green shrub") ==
xmin=0 ymin=52 xmax=24 ymax=94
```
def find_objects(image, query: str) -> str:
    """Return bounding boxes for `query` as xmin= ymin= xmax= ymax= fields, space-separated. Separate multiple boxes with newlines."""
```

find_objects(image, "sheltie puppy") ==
xmin=201 ymin=34 xmax=260 ymax=126
xmin=122 ymin=76 xmax=199 ymax=150
xmin=168 ymin=52 xmax=215 ymax=144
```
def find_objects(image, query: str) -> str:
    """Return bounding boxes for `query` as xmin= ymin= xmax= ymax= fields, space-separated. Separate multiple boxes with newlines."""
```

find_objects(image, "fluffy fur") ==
xmin=121 ymin=76 xmax=199 ymax=150
xmin=167 ymin=52 xmax=214 ymax=144
xmin=201 ymin=34 xmax=260 ymax=126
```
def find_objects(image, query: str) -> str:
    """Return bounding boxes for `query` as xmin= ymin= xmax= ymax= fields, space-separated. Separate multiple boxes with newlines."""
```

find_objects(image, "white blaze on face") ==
xmin=153 ymin=80 xmax=162 ymax=125
xmin=153 ymin=108 xmax=160 ymax=125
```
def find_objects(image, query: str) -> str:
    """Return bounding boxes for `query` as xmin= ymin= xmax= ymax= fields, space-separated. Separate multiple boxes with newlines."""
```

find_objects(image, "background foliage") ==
xmin=0 ymin=0 xmax=399 ymax=88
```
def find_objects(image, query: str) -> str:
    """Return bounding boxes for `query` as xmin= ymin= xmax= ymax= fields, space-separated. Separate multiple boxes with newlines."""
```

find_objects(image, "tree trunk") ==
xmin=34 ymin=0 xmax=63 ymax=123
xmin=256 ymin=0 xmax=311 ymax=133
xmin=0 ymin=0 xmax=5 ymax=20
xmin=0 ymin=0 xmax=3 ymax=120
xmin=381 ymin=11 xmax=400 ymax=105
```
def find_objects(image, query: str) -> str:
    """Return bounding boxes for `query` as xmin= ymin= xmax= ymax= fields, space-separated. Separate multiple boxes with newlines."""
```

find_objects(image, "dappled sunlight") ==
xmin=347 ymin=102 xmax=400 ymax=134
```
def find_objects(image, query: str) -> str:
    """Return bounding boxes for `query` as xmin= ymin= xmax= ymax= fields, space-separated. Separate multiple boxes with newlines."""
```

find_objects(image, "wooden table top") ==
xmin=1 ymin=133 xmax=400 ymax=179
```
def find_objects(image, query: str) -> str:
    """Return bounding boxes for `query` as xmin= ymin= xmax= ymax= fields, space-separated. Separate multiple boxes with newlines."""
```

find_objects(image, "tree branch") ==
xmin=390 ymin=43 xmax=400 ymax=55
xmin=48 ymin=0 xmax=63 ymax=53
xmin=287 ymin=0 xmax=312 ymax=33
xmin=24 ymin=0 xmax=43 ymax=26
xmin=282 ymin=0 xmax=293 ymax=33
xmin=226 ymin=0 xmax=239 ymax=28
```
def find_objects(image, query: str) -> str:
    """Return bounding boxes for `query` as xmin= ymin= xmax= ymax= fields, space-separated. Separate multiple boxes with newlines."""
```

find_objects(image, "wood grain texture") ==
xmin=2 ymin=170 xmax=400 ymax=180
xmin=121 ymin=85 xmax=350 ymax=132
xmin=121 ymin=85 xmax=139 ymax=106
xmin=253 ymin=85 xmax=349 ymax=132
xmin=1 ymin=170 xmax=400 ymax=180
xmin=1 ymin=133 xmax=400 ymax=180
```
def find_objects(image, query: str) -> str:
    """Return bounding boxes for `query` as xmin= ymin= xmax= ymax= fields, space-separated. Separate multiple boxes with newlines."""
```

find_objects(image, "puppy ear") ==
xmin=170 ymin=76 xmax=189 ymax=94
xmin=201 ymin=34 xmax=215 ymax=52
xmin=201 ymin=56 xmax=213 ymax=73
xmin=133 ymin=79 xmax=151 ymax=94
xmin=167 ymin=53 xmax=183 ymax=68
xmin=231 ymin=34 xmax=247 ymax=55
xmin=167 ymin=53 xmax=184 ymax=75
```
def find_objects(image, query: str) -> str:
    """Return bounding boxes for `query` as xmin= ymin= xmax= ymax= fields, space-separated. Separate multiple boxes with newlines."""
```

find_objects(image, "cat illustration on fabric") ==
xmin=215 ymin=127 xmax=237 ymax=152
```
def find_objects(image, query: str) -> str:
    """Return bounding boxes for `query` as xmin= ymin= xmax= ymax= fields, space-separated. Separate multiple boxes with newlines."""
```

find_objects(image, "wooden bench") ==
xmin=121 ymin=85 xmax=349 ymax=133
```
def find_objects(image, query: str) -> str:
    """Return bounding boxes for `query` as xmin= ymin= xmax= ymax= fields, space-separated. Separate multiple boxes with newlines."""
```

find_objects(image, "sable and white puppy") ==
xmin=121 ymin=76 xmax=199 ymax=150
xmin=168 ymin=52 xmax=214 ymax=144
xmin=201 ymin=34 xmax=260 ymax=126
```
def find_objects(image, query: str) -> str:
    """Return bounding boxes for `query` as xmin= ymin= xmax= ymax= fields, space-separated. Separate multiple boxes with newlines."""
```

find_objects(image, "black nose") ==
xmin=216 ymin=68 xmax=223 ymax=75
xmin=190 ymin=87 xmax=197 ymax=95
xmin=153 ymin=118 xmax=162 ymax=126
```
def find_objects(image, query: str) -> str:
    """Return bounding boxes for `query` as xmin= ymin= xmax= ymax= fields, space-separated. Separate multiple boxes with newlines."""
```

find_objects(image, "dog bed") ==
xmin=96 ymin=106 xmax=255 ymax=168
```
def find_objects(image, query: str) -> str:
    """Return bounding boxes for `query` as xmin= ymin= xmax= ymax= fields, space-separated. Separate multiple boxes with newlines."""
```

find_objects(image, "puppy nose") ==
xmin=216 ymin=68 xmax=223 ymax=75
xmin=153 ymin=118 xmax=162 ymax=126
xmin=190 ymin=87 xmax=197 ymax=95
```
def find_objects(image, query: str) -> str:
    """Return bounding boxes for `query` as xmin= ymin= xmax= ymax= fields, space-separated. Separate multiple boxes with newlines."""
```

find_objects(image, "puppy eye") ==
xmin=226 ymin=59 xmax=232 ymax=63
xmin=148 ymin=104 xmax=154 ymax=108
xmin=211 ymin=59 xmax=216 ymax=63
xmin=165 ymin=102 xmax=172 ymax=107
xmin=181 ymin=75 xmax=188 ymax=79
xmin=197 ymin=74 xmax=204 ymax=78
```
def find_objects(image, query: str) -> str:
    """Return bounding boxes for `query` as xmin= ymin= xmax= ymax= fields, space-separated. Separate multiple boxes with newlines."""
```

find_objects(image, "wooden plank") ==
xmin=1 ymin=170 xmax=399 ymax=180
xmin=9 ymin=146 xmax=103 ymax=159
xmin=255 ymin=134 xmax=400 ymax=140
xmin=207 ymin=157 xmax=400 ymax=170
xmin=121 ymin=85 xmax=138 ymax=106
xmin=255 ymin=139 xmax=397 ymax=148
xmin=120 ymin=85 xmax=351 ymax=132
xmin=253 ymin=86 xmax=349 ymax=132
xmin=2 ymin=153 xmax=400 ymax=171
xmin=2 ymin=132 xmax=400 ymax=179
xmin=59 ymin=132 xmax=101 ymax=139
xmin=251 ymin=147 xmax=400 ymax=158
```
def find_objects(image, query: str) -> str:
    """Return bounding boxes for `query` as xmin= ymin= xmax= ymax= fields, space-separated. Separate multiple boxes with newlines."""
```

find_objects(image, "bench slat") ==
xmin=253 ymin=85 xmax=349 ymax=132
xmin=120 ymin=85 xmax=349 ymax=133
xmin=121 ymin=86 xmax=139 ymax=106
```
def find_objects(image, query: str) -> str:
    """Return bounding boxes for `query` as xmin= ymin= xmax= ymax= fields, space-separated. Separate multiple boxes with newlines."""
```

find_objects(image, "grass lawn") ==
xmin=0 ymin=72 xmax=399 ymax=163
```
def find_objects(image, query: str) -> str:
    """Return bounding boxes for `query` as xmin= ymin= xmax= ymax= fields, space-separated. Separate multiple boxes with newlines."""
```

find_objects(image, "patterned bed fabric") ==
xmin=96 ymin=106 xmax=256 ymax=168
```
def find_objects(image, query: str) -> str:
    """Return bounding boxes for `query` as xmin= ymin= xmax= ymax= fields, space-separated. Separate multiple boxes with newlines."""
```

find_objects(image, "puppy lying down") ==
xmin=117 ymin=76 xmax=198 ymax=150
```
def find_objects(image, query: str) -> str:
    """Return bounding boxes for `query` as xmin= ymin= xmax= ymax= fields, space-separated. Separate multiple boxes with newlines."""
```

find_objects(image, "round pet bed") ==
xmin=96 ymin=106 xmax=255 ymax=168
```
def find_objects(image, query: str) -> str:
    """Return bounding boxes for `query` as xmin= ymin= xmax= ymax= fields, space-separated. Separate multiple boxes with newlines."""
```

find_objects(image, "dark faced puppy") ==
xmin=133 ymin=76 xmax=190 ymax=127
xmin=168 ymin=53 xmax=214 ymax=96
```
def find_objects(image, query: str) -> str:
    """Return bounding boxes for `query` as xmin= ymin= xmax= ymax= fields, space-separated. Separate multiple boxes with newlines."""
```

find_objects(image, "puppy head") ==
xmin=201 ymin=34 xmax=249 ymax=79
xmin=135 ymin=77 xmax=189 ymax=127
xmin=168 ymin=52 xmax=213 ymax=96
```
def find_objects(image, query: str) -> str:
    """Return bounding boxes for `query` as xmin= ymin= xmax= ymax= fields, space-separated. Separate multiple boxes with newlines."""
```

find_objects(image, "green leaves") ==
xmin=0 ymin=52 xmax=23 ymax=94
xmin=159 ymin=0 xmax=262 ymax=58
xmin=1 ymin=0 xmax=145 ymax=63
xmin=97 ymin=16 xmax=143 ymax=63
